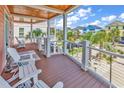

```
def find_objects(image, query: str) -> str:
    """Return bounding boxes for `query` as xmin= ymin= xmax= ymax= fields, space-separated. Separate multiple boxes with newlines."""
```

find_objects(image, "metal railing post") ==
xmin=81 ymin=40 xmax=90 ymax=71
xmin=110 ymin=55 xmax=112 ymax=88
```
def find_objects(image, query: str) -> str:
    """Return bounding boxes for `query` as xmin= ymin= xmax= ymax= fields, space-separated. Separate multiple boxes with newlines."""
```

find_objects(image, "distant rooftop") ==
xmin=107 ymin=20 xmax=124 ymax=26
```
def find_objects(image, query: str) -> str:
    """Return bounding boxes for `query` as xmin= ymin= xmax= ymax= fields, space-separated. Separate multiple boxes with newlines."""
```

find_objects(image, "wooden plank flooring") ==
xmin=2 ymin=43 xmax=109 ymax=88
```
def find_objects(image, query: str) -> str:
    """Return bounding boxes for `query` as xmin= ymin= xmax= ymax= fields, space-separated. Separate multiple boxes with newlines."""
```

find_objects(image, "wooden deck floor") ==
xmin=3 ymin=43 xmax=109 ymax=88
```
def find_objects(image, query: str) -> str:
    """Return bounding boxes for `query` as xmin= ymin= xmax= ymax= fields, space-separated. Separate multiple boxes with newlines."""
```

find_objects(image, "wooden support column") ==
xmin=63 ymin=13 xmax=67 ymax=55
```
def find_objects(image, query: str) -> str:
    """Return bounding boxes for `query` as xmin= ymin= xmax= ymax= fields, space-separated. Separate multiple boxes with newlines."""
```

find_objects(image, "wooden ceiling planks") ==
xmin=47 ymin=5 xmax=74 ymax=11
xmin=7 ymin=5 xmax=75 ymax=24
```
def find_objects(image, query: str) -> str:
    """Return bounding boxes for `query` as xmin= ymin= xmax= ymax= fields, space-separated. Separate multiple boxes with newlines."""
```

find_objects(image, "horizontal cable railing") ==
xmin=66 ymin=41 xmax=83 ymax=64
xmin=49 ymin=40 xmax=63 ymax=55
xmin=87 ymin=46 xmax=124 ymax=87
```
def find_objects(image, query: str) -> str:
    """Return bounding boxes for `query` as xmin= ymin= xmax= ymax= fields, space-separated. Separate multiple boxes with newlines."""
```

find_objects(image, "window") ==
xmin=123 ymin=26 xmax=124 ymax=30
xmin=19 ymin=28 xmax=24 ymax=38
xmin=108 ymin=27 xmax=111 ymax=30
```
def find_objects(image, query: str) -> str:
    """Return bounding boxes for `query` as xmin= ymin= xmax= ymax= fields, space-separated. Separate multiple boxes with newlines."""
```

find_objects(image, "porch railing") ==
xmin=43 ymin=39 xmax=124 ymax=87
xmin=65 ymin=40 xmax=124 ymax=87
xmin=49 ymin=40 xmax=63 ymax=55
xmin=88 ymin=46 xmax=124 ymax=88
xmin=66 ymin=41 xmax=83 ymax=64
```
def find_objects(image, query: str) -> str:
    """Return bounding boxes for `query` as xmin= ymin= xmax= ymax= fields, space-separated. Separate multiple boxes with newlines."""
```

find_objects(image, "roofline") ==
xmin=65 ymin=5 xmax=80 ymax=13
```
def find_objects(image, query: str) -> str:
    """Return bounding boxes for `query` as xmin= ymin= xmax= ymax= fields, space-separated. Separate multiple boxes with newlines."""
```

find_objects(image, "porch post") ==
xmin=30 ymin=19 xmax=33 ymax=43
xmin=63 ymin=13 xmax=67 ymax=55
xmin=46 ymin=19 xmax=50 ymax=57
xmin=81 ymin=40 xmax=90 ymax=71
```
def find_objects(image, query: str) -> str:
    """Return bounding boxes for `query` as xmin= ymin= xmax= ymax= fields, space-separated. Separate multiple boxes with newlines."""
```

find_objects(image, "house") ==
xmin=106 ymin=20 xmax=124 ymax=30
xmin=83 ymin=25 xmax=102 ymax=32
xmin=14 ymin=19 xmax=47 ymax=44
xmin=105 ymin=20 xmax=124 ymax=36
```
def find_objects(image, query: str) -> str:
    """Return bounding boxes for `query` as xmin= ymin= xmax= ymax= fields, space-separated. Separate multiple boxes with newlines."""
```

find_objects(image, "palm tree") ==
xmin=32 ymin=28 xmax=43 ymax=37
xmin=91 ymin=30 xmax=108 ymax=60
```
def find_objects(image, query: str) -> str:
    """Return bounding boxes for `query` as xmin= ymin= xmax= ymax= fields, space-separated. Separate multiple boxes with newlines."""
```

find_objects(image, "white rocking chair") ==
xmin=15 ymin=37 xmax=25 ymax=48
xmin=7 ymin=48 xmax=35 ymax=64
xmin=0 ymin=69 xmax=41 ymax=88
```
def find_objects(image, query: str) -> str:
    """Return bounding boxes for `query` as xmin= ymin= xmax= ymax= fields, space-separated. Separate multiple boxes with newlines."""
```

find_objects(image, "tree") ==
xmin=50 ymin=28 xmax=55 ymax=35
xmin=56 ymin=30 xmax=63 ymax=41
xmin=91 ymin=30 xmax=108 ymax=59
xmin=108 ymin=28 xmax=120 ymax=45
xmin=67 ymin=30 xmax=75 ymax=42
xmin=92 ymin=30 xmax=107 ymax=48
xmin=32 ymin=28 xmax=43 ymax=37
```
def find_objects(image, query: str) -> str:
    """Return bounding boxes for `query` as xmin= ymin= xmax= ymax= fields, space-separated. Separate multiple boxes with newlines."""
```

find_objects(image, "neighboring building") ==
xmin=83 ymin=25 xmax=102 ymax=32
xmin=14 ymin=23 xmax=31 ymax=44
xmin=105 ymin=20 xmax=124 ymax=36
xmin=14 ymin=21 xmax=47 ymax=44
xmin=106 ymin=20 xmax=124 ymax=30
xmin=68 ymin=25 xmax=102 ymax=34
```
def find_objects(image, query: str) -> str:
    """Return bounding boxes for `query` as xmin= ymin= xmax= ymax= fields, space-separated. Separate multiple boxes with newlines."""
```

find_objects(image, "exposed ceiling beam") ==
xmin=33 ymin=20 xmax=46 ymax=24
xmin=14 ymin=20 xmax=32 ymax=24
xmin=65 ymin=5 xmax=80 ymax=14
xmin=26 ymin=5 xmax=64 ymax=14
xmin=14 ymin=20 xmax=45 ymax=24
xmin=12 ymin=13 xmax=47 ymax=20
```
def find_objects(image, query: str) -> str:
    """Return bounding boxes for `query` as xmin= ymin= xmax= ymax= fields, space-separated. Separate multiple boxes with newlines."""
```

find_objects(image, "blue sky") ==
xmin=56 ymin=5 xmax=124 ymax=29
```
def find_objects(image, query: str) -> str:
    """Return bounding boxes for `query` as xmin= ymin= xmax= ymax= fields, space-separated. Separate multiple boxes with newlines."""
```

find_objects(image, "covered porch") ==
xmin=0 ymin=5 xmax=116 ymax=88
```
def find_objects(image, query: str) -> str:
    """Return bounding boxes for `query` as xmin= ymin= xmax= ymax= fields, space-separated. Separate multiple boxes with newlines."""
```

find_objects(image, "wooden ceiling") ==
xmin=7 ymin=5 xmax=76 ymax=24
xmin=47 ymin=5 xmax=74 ymax=11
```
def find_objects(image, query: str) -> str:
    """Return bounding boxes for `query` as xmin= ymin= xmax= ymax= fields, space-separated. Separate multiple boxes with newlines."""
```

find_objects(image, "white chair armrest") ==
xmin=20 ymin=53 xmax=33 ymax=59
xmin=18 ymin=58 xmax=35 ymax=63
xmin=12 ymin=69 xmax=42 ymax=88
xmin=52 ymin=81 xmax=64 ymax=88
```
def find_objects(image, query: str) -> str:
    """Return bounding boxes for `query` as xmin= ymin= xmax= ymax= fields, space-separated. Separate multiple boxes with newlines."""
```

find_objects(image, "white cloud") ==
xmin=67 ymin=16 xmax=80 ymax=26
xmin=119 ymin=13 xmax=124 ymax=19
xmin=68 ymin=12 xmax=74 ymax=16
xmin=77 ymin=7 xmax=92 ymax=17
xmin=101 ymin=15 xmax=117 ymax=22
xmin=67 ymin=21 xmax=73 ymax=27
xmin=56 ymin=15 xmax=79 ymax=27
xmin=58 ymin=7 xmax=93 ymax=27
xmin=67 ymin=16 xmax=80 ymax=22
xmin=56 ymin=19 xmax=63 ymax=27
xmin=89 ymin=20 xmax=101 ymax=25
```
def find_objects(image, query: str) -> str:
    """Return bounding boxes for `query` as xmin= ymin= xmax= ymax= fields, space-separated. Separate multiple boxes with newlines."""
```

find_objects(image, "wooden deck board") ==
xmin=2 ymin=43 xmax=109 ymax=88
